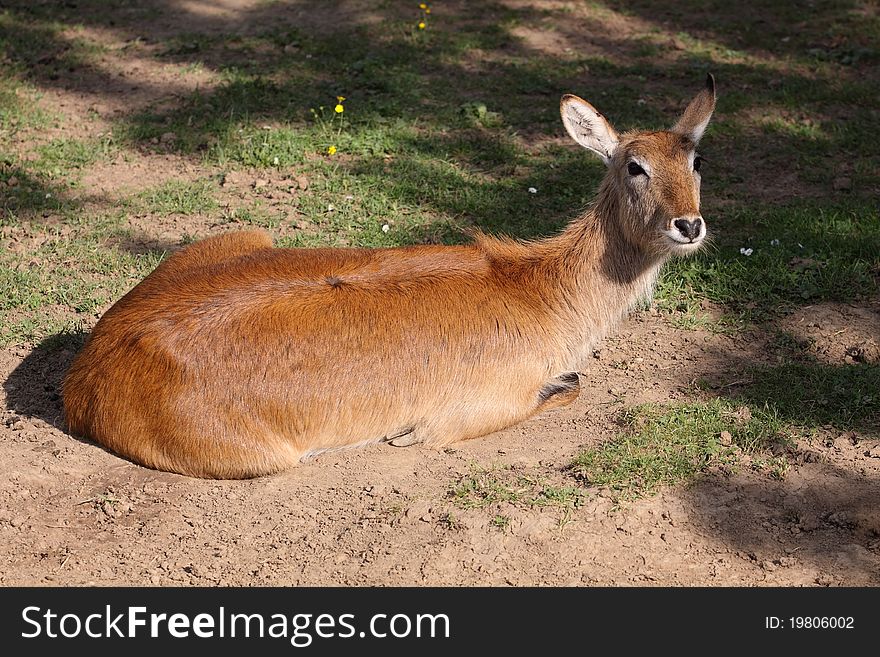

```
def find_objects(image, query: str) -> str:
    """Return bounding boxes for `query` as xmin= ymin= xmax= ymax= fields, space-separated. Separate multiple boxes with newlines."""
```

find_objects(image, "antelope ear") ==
xmin=560 ymin=94 xmax=619 ymax=165
xmin=673 ymin=74 xmax=716 ymax=144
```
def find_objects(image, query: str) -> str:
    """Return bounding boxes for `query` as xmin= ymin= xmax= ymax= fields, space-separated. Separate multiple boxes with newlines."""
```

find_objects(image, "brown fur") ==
xmin=63 ymin=78 xmax=717 ymax=478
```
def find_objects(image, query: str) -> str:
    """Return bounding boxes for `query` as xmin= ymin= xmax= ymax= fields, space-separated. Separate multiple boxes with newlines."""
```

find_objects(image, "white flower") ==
xmin=739 ymin=247 xmax=753 ymax=256
xmin=327 ymin=204 xmax=335 ymax=212
xmin=770 ymin=239 xmax=780 ymax=246
xmin=381 ymin=224 xmax=390 ymax=233
xmin=528 ymin=187 xmax=537 ymax=194
xmin=272 ymin=156 xmax=280 ymax=165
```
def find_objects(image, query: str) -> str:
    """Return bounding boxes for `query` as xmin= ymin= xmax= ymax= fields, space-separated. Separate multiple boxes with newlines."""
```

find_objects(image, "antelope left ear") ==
xmin=560 ymin=94 xmax=619 ymax=165
xmin=673 ymin=74 xmax=716 ymax=144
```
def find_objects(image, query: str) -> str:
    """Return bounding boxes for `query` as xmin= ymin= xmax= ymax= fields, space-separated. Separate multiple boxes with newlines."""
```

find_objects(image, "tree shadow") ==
xmin=601 ymin=0 xmax=878 ymax=65
xmin=694 ymin=328 xmax=880 ymax=438
xmin=2 ymin=0 xmax=876 ymax=227
xmin=682 ymin=462 xmax=880 ymax=584
xmin=1 ymin=166 xmax=82 ymax=222
xmin=736 ymin=361 xmax=880 ymax=437
xmin=673 ymin=331 xmax=880 ymax=582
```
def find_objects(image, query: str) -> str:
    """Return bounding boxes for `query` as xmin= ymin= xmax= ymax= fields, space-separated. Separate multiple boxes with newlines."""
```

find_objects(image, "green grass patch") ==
xmin=449 ymin=464 xmax=587 ymax=512
xmin=656 ymin=202 xmax=880 ymax=323
xmin=221 ymin=203 xmax=284 ymax=229
xmin=570 ymin=400 xmax=788 ymax=501
xmin=0 ymin=78 xmax=48 ymax=135
xmin=33 ymin=137 xmax=113 ymax=178
xmin=0 ymin=228 xmax=165 ymax=347
xmin=739 ymin=362 xmax=880 ymax=437
xmin=136 ymin=178 xmax=219 ymax=216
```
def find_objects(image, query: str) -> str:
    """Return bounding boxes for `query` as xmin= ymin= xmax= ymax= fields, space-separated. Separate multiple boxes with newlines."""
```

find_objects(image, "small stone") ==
xmin=296 ymin=175 xmax=309 ymax=190
xmin=719 ymin=430 xmax=733 ymax=445
xmin=7 ymin=176 xmax=19 ymax=187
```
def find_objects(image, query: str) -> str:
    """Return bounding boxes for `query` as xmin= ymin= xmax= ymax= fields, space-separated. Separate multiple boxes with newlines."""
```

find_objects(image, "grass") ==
xmin=740 ymin=362 xmax=880 ymax=437
xmin=135 ymin=179 xmax=219 ymax=216
xmin=449 ymin=464 xmax=588 ymax=513
xmin=654 ymin=202 xmax=880 ymax=324
xmin=0 ymin=223 xmax=165 ymax=346
xmin=508 ymin=351 xmax=877 ymax=505
xmin=34 ymin=137 xmax=113 ymax=178
xmin=570 ymin=400 xmax=789 ymax=502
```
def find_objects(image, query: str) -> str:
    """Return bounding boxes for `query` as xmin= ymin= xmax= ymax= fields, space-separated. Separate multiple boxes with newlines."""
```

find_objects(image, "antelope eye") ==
xmin=693 ymin=155 xmax=703 ymax=172
xmin=627 ymin=161 xmax=646 ymax=176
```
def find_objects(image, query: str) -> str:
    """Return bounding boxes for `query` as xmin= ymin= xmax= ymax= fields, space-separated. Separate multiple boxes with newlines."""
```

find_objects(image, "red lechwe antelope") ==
xmin=63 ymin=75 xmax=717 ymax=478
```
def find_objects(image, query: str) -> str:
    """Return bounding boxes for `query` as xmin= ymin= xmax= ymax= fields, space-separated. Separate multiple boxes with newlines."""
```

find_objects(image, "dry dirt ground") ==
xmin=1 ymin=0 xmax=879 ymax=587
xmin=3 ymin=302 xmax=879 ymax=587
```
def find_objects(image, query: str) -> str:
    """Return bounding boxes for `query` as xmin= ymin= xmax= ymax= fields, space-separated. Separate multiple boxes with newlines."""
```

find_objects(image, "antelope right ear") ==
xmin=673 ymin=74 xmax=716 ymax=144
xmin=560 ymin=94 xmax=619 ymax=165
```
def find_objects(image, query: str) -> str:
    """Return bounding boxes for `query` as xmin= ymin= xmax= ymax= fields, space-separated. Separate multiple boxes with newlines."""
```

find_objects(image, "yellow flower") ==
xmin=327 ymin=145 xmax=337 ymax=155
xmin=336 ymin=95 xmax=346 ymax=102
xmin=419 ymin=3 xmax=427 ymax=8
xmin=418 ymin=21 xmax=426 ymax=29
xmin=425 ymin=7 xmax=431 ymax=13
xmin=334 ymin=103 xmax=344 ymax=113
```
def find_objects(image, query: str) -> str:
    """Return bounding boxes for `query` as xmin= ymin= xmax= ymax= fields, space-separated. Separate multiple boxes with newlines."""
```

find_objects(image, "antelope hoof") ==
xmin=390 ymin=434 xmax=421 ymax=447
xmin=387 ymin=426 xmax=420 ymax=447
xmin=536 ymin=371 xmax=581 ymax=411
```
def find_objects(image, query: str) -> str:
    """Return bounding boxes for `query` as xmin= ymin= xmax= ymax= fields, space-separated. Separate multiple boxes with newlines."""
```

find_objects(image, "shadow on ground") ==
xmin=683 ymin=460 xmax=880 ymax=584
xmin=3 ymin=331 xmax=85 ymax=429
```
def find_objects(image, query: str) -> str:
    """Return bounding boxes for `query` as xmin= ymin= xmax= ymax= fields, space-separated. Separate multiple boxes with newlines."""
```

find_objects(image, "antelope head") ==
xmin=560 ymin=74 xmax=717 ymax=257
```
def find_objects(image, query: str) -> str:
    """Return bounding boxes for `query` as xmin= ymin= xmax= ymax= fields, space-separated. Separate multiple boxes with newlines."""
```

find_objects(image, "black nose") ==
xmin=674 ymin=218 xmax=702 ymax=240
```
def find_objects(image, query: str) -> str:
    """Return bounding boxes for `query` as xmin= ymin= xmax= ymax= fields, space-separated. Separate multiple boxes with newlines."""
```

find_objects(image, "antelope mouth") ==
xmin=663 ymin=228 xmax=706 ymax=253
